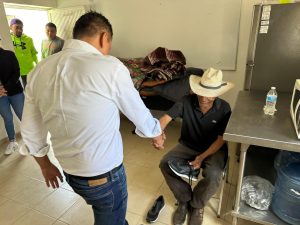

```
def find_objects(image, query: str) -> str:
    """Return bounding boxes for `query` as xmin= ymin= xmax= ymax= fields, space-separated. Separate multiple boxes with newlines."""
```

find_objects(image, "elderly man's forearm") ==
xmin=199 ymin=136 xmax=225 ymax=160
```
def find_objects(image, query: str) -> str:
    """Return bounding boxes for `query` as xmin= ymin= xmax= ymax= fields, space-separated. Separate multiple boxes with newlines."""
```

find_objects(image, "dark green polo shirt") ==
xmin=167 ymin=94 xmax=231 ymax=153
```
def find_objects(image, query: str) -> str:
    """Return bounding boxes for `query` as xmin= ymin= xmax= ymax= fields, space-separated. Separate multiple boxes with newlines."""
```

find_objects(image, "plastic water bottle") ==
xmin=264 ymin=87 xmax=277 ymax=116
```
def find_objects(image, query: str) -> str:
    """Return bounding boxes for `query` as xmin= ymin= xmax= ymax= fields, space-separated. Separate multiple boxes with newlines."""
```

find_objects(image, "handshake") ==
xmin=152 ymin=130 xmax=166 ymax=150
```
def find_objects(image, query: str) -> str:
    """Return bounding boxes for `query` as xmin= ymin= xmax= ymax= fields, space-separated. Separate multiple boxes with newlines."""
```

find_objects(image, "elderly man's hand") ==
xmin=189 ymin=154 xmax=204 ymax=170
xmin=0 ymin=85 xmax=7 ymax=97
xmin=152 ymin=132 xmax=166 ymax=150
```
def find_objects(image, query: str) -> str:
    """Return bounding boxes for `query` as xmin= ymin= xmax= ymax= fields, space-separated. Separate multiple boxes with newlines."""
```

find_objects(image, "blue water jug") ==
xmin=271 ymin=163 xmax=300 ymax=225
xmin=274 ymin=151 xmax=300 ymax=171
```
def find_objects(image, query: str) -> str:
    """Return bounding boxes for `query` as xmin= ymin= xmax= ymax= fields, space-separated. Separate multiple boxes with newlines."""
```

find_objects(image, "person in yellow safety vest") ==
xmin=10 ymin=18 xmax=38 ymax=88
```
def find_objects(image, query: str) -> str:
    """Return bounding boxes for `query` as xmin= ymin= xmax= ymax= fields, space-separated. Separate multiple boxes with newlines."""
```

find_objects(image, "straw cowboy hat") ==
xmin=189 ymin=68 xmax=234 ymax=97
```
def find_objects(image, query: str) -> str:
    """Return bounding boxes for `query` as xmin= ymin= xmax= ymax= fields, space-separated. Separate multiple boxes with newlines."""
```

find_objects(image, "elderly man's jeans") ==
xmin=0 ymin=93 xmax=24 ymax=141
xmin=64 ymin=165 xmax=128 ymax=225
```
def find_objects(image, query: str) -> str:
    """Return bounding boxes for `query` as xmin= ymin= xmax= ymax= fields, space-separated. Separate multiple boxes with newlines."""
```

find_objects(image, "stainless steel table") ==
xmin=224 ymin=90 xmax=300 ymax=225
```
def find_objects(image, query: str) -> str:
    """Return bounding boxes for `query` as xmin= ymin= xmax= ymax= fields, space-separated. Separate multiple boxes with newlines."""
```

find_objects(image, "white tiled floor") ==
xmin=0 ymin=116 xmax=257 ymax=225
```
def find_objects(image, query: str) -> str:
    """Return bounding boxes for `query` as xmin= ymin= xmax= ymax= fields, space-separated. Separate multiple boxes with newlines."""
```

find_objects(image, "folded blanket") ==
xmin=142 ymin=47 xmax=186 ymax=81
xmin=145 ymin=47 xmax=186 ymax=65
xmin=119 ymin=47 xmax=187 ymax=89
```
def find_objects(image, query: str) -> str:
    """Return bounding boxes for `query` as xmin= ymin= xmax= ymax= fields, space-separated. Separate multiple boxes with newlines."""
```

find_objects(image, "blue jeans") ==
xmin=0 ymin=93 xmax=24 ymax=141
xmin=64 ymin=165 xmax=129 ymax=225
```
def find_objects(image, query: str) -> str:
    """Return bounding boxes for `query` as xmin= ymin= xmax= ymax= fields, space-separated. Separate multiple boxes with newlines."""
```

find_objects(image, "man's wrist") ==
xmin=34 ymin=155 xmax=52 ymax=169
xmin=198 ymin=154 xmax=205 ymax=161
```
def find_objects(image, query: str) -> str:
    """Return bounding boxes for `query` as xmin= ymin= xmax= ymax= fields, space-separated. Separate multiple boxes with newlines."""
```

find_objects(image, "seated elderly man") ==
xmin=155 ymin=68 xmax=234 ymax=225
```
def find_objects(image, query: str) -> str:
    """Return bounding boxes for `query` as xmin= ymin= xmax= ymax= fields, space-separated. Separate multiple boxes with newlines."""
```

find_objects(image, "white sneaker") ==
xmin=5 ymin=141 xmax=19 ymax=155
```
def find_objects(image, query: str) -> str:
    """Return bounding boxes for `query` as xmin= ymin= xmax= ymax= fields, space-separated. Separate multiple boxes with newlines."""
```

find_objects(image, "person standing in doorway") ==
xmin=41 ymin=22 xmax=64 ymax=59
xmin=0 ymin=36 xmax=24 ymax=155
xmin=20 ymin=11 xmax=165 ymax=225
xmin=10 ymin=18 xmax=38 ymax=88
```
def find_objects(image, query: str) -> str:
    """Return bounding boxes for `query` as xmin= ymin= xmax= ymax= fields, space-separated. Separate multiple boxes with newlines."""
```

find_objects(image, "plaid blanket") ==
xmin=119 ymin=47 xmax=186 ymax=89
xmin=118 ymin=57 xmax=146 ymax=89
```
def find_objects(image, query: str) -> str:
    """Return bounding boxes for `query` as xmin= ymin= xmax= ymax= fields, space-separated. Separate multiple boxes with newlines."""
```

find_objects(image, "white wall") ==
xmin=219 ymin=0 xmax=255 ymax=107
xmin=95 ymin=0 xmax=242 ymax=70
xmin=57 ymin=0 xmax=94 ymax=8
xmin=0 ymin=2 xmax=13 ymax=50
xmin=2 ymin=0 xmax=56 ymax=7
xmin=57 ymin=0 xmax=242 ymax=70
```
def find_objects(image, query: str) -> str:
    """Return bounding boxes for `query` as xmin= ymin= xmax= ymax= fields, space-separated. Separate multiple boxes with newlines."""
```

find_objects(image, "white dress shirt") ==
xmin=21 ymin=39 xmax=161 ymax=176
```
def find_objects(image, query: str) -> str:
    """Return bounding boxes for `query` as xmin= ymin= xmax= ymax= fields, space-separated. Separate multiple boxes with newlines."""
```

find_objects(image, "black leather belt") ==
xmin=65 ymin=163 xmax=123 ymax=180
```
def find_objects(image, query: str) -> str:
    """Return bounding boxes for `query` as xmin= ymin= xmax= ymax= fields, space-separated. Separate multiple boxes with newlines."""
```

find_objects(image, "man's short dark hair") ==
xmin=46 ymin=22 xmax=57 ymax=30
xmin=73 ymin=11 xmax=113 ymax=39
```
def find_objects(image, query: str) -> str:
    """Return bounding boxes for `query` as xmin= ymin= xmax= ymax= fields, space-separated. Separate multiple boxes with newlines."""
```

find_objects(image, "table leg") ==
xmin=232 ymin=143 xmax=249 ymax=225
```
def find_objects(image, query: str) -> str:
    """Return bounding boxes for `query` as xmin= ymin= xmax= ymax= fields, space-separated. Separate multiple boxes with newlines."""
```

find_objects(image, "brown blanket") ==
xmin=119 ymin=47 xmax=186 ymax=89
xmin=142 ymin=47 xmax=186 ymax=81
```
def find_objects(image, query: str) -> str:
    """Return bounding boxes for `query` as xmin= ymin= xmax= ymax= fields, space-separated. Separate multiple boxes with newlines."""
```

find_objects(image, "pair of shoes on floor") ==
xmin=146 ymin=195 xmax=165 ymax=223
xmin=4 ymin=141 xmax=19 ymax=155
xmin=168 ymin=159 xmax=200 ymax=182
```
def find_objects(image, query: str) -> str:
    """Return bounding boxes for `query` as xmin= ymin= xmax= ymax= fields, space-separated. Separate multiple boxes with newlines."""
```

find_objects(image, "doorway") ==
xmin=4 ymin=4 xmax=86 ymax=60
xmin=4 ymin=4 xmax=49 ymax=60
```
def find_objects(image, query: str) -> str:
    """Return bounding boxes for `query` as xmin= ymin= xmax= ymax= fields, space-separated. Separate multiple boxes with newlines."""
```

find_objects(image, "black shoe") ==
xmin=168 ymin=159 xmax=200 ymax=182
xmin=188 ymin=207 xmax=204 ymax=225
xmin=146 ymin=195 xmax=165 ymax=223
xmin=173 ymin=202 xmax=188 ymax=225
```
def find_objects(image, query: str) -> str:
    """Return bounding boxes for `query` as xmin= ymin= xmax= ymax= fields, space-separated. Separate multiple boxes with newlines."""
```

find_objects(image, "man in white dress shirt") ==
xmin=21 ymin=11 xmax=164 ymax=225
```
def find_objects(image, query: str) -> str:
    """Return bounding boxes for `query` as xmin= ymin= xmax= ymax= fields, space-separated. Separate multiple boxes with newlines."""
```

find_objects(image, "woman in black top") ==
xmin=0 ymin=43 xmax=24 ymax=155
